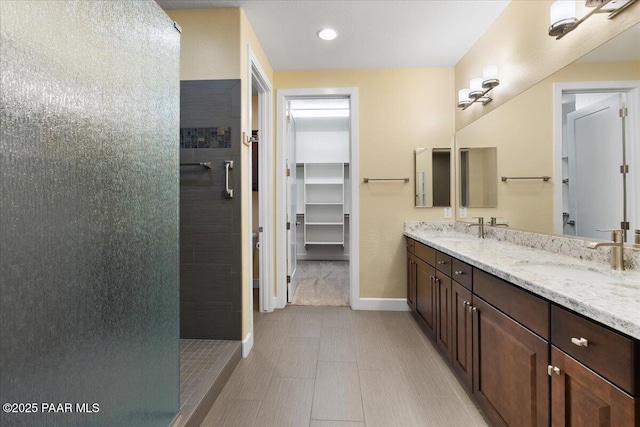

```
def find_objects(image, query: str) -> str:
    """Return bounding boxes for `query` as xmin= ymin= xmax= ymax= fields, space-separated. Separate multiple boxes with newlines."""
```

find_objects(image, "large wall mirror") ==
xmin=455 ymin=23 xmax=639 ymax=238
xmin=415 ymin=148 xmax=451 ymax=207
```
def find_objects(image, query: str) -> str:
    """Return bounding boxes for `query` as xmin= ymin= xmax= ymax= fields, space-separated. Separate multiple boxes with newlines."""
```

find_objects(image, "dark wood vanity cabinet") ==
xmin=550 ymin=347 xmax=637 ymax=427
xmin=472 ymin=295 xmax=550 ymax=427
xmin=406 ymin=243 xmax=416 ymax=312
xmin=405 ymin=237 xmax=640 ymax=427
xmin=435 ymin=270 xmax=453 ymax=361
xmin=550 ymin=306 xmax=639 ymax=427
xmin=415 ymin=257 xmax=437 ymax=339
xmin=452 ymin=280 xmax=473 ymax=389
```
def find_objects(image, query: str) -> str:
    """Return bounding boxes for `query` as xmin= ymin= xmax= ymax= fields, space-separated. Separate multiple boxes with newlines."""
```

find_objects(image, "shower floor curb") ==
xmin=171 ymin=340 xmax=241 ymax=427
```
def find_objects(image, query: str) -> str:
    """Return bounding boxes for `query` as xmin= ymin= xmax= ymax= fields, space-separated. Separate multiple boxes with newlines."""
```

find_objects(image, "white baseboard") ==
xmin=242 ymin=331 xmax=253 ymax=358
xmin=358 ymin=298 xmax=410 ymax=311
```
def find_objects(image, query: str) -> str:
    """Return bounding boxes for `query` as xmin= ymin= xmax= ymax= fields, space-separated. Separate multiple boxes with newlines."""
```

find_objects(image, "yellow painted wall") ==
xmin=167 ymin=8 xmax=240 ymax=80
xmin=274 ymin=68 xmax=455 ymax=298
xmin=455 ymin=0 xmax=640 ymax=131
xmin=455 ymin=60 xmax=640 ymax=233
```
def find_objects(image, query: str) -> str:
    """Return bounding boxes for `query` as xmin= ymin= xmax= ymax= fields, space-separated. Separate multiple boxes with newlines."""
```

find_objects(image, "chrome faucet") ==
xmin=467 ymin=217 xmax=485 ymax=239
xmin=490 ymin=217 xmax=508 ymax=227
xmin=587 ymin=229 xmax=624 ymax=271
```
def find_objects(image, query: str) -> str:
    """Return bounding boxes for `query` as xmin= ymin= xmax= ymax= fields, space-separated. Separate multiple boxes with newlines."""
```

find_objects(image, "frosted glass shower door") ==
xmin=0 ymin=2 xmax=181 ymax=426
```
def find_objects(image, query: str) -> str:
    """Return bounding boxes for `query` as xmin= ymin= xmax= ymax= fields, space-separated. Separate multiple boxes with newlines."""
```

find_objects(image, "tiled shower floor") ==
xmin=174 ymin=339 xmax=241 ymax=427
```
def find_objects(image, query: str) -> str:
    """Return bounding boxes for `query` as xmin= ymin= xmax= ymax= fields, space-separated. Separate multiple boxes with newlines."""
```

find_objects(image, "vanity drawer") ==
xmin=451 ymin=258 xmax=472 ymax=290
xmin=415 ymin=242 xmax=436 ymax=266
xmin=406 ymin=237 xmax=415 ymax=254
xmin=435 ymin=251 xmax=452 ymax=276
xmin=473 ymin=269 xmax=549 ymax=339
xmin=551 ymin=305 xmax=639 ymax=395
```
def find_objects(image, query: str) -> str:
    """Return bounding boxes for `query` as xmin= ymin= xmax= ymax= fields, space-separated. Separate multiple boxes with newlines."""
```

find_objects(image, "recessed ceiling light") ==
xmin=317 ymin=28 xmax=337 ymax=41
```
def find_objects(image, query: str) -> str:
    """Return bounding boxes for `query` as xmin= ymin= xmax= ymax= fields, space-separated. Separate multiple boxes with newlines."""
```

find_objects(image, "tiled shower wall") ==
xmin=0 ymin=1 xmax=180 ymax=426
xmin=180 ymin=80 xmax=242 ymax=340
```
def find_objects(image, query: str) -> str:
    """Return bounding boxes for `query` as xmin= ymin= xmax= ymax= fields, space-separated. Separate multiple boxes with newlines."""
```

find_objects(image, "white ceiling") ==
xmin=156 ymin=0 xmax=511 ymax=70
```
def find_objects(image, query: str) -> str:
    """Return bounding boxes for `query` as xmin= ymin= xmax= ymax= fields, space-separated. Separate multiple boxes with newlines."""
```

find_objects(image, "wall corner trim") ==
xmin=358 ymin=298 xmax=411 ymax=311
xmin=242 ymin=331 xmax=253 ymax=358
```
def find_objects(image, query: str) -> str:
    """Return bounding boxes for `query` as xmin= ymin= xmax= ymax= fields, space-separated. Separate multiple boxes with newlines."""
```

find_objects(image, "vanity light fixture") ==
xmin=317 ymin=28 xmax=337 ymax=41
xmin=549 ymin=0 xmax=637 ymax=40
xmin=457 ymin=65 xmax=500 ymax=110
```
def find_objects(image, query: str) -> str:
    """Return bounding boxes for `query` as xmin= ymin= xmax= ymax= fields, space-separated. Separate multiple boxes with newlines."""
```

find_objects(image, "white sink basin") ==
xmin=515 ymin=262 xmax=618 ymax=283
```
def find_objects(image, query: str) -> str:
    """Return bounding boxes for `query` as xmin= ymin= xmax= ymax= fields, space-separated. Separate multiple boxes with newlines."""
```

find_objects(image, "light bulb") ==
xmin=317 ymin=28 xmax=337 ymax=41
xmin=482 ymin=65 xmax=499 ymax=89
xmin=458 ymin=89 xmax=471 ymax=107
xmin=550 ymin=0 xmax=576 ymax=26
xmin=469 ymin=78 xmax=484 ymax=98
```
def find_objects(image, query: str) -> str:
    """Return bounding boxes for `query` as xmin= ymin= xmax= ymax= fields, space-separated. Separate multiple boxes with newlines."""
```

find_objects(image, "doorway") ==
xmin=247 ymin=48 xmax=274 ymax=358
xmin=276 ymin=88 xmax=360 ymax=310
xmin=553 ymin=81 xmax=640 ymax=241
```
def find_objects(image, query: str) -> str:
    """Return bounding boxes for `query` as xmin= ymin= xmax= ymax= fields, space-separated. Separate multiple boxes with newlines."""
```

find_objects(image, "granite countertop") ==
xmin=404 ymin=225 xmax=640 ymax=341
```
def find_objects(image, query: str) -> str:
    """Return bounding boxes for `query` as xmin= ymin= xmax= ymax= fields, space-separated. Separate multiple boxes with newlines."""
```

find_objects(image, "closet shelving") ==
xmin=303 ymin=163 xmax=345 ymax=246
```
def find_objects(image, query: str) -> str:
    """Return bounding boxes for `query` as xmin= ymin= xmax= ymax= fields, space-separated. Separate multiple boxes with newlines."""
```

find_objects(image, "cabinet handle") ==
xmin=463 ymin=300 xmax=469 ymax=307
xmin=454 ymin=270 xmax=464 ymax=275
xmin=571 ymin=337 xmax=588 ymax=347
xmin=429 ymin=275 xmax=435 ymax=281
xmin=437 ymin=260 xmax=446 ymax=265
xmin=467 ymin=305 xmax=473 ymax=313
xmin=547 ymin=365 xmax=561 ymax=376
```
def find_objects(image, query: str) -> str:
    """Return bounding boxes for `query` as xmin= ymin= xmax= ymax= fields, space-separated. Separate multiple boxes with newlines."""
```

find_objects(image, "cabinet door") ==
xmin=551 ymin=347 xmax=637 ymax=427
xmin=435 ymin=270 xmax=452 ymax=361
xmin=473 ymin=296 xmax=549 ymax=427
xmin=406 ymin=252 xmax=416 ymax=311
xmin=452 ymin=281 xmax=473 ymax=389
xmin=415 ymin=258 xmax=436 ymax=339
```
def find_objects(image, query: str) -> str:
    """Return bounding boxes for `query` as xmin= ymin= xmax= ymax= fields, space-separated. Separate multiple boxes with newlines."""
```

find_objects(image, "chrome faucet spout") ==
xmin=467 ymin=217 xmax=485 ymax=239
xmin=587 ymin=229 xmax=624 ymax=271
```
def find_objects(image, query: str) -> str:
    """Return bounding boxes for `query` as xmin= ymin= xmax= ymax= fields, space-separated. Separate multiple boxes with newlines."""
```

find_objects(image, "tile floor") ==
xmin=200 ymin=306 xmax=489 ymax=427
xmin=291 ymin=261 xmax=350 ymax=306
xmin=178 ymin=339 xmax=240 ymax=425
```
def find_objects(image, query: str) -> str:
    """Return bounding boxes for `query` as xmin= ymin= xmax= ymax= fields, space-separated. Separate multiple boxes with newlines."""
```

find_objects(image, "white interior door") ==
xmin=567 ymin=95 xmax=623 ymax=239
xmin=287 ymin=109 xmax=299 ymax=302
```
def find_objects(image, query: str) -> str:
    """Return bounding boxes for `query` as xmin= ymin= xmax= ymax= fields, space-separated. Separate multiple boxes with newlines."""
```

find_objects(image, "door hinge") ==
xmin=286 ymin=114 xmax=291 ymax=124
xmin=620 ymin=164 xmax=629 ymax=174
xmin=287 ymin=222 xmax=291 ymax=230
xmin=259 ymin=226 xmax=263 ymax=232
xmin=621 ymin=221 xmax=630 ymax=230
xmin=286 ymin=168 xmax=291 ymax=177
xmin=287 ymin=275 xmax=291 ymax=283
xmin=620 ymin=108 xmax=628 ymax=118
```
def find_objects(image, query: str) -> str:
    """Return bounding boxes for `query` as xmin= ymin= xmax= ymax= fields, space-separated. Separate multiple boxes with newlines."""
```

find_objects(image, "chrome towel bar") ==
xmin=501 ymin=176 xmax=551 ymax=182
xmin=180 ymin=162 xmax=211 ymax=169
xmin=364 ymin=177 xmax=409 ymax=183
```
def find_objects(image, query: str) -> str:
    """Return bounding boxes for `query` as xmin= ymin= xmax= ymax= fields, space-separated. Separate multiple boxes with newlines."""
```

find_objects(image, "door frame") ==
xmin=552 ymin=80 xmax=640 ymax=235
xmin=248 ymin=47 xmax=274 ymax=323
xmin=276 ymin=87 xmax=360 ymax=310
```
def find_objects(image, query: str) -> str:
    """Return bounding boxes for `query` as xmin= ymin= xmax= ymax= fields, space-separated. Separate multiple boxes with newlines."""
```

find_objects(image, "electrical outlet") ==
xmin=443 ymin=207 xmax=452 ymax=219
xmin=459 ymin=207 xmax=467 ymax=218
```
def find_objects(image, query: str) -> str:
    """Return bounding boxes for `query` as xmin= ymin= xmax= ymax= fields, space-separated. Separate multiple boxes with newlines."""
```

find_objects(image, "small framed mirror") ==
xmin=415 ymin=148 xmax=451 ymax=207
xmin=459 ymin=147 xmax=497 ymax=208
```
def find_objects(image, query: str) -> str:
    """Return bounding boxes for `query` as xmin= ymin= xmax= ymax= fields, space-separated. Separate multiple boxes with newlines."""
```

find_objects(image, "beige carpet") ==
xmin=290 ymin=261 xmax=349 ymax=306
